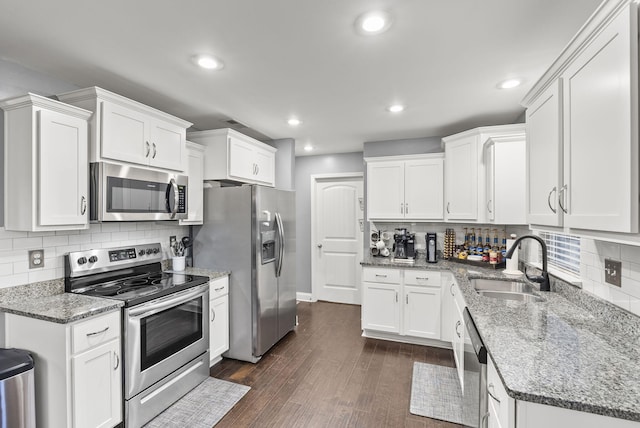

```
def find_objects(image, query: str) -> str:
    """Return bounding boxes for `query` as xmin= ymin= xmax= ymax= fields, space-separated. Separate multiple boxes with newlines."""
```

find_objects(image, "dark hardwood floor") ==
xmin=210 ymin=301 xmax=461 ymax=428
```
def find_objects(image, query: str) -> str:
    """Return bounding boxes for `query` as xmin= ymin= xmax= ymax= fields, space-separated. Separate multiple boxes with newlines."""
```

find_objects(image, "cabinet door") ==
xmin=210 ymin=294 xmax=229 ymax=365
xmin=362 ymin=282 xmax=400 ymax=333
xmin=366 ymin=161 xmax=405 ymax=220
xmin=101 ymin=101 xmax=150 ymax=166
xmin=440 ymin=278 xmax=455 ymax=343
xmin=228 ymin=136 xmax=256 ymax=181
xmin=403 ymin=285 xmax=441 ymax=339
xmin=180 ymin=144 xmax=204 ymax=225
xmin=445 ymin=136 xmax=478 ymax=220
xmin=72 ymin=339 xmax=122 ymax=428
xmin=527 ymin=80 xmax=563 ymax=227
xmin=253 ymin=145 xmax=275 ymax=186
xmin=149 ymin=120 xmax=185 ymax=171
xmin=404 ymin=158 xmax=444 ymax=220
xmin=562 ymin=6 xmax=638 ymax=232
xmin=492 ymin=138 xmax=527 ymax=224
xmin=452 ymin=298 xmax=465 ymax=390
xmin=38 ymin=109 xmax=88 ymax=227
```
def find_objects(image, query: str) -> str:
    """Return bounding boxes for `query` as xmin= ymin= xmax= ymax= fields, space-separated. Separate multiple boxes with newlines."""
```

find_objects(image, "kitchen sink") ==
xmin=471 ymin=278 xmax=544 ymax=302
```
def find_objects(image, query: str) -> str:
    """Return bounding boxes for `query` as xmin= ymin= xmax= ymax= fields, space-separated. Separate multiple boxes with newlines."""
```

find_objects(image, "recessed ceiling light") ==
xmin=304 ymin=144 xmax=314 ymax=152
xmin=355 ymin=11 xmax=392 ymax=35
xmin=497 ymin=78 xmax=522 ymax=89
xmin=387 ymin=104 xmax=405 ymax=113
xmin=288 ymin=118 xmax=302 ymax=126
xmin=193 ymin=54 xmax=224 ymax=70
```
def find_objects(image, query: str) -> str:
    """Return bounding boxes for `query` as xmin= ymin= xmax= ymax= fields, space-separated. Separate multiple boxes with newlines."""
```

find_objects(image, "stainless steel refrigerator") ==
xmin=193 ymin=184 xmax=296 ymax=363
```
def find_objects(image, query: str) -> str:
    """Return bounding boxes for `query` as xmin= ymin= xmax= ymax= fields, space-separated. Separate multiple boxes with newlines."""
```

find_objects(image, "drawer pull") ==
xmin=86 ymin=326 xmax=109 ymax=337
xmin=375 ymin=274 xmax=387 ymax=278
xmin=488 ymin=383 xmax=501 ymax=403
xmin=214 ymin=286 xmax=225 ymax=292
xmin=415 ymin=277 xmax=429 ymax=280
xmin=455 ymin=320 xmax=461 ymax=338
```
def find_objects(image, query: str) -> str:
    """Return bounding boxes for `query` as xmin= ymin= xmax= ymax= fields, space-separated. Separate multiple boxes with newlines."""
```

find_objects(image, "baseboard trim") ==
xmin=296 ymin=292 xmax=315 ymax=302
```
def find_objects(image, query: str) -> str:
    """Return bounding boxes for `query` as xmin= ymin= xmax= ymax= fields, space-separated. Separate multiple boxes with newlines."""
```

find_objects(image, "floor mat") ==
xmin=143 ymin=377 xmax=250 ymax=428
xmin=409 ymin=362 xmax=464 ymax=425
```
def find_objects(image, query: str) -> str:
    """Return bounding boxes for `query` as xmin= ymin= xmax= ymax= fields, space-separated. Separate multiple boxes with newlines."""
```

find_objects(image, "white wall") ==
xmin=0 ymin=223 xmax=189 ymax=288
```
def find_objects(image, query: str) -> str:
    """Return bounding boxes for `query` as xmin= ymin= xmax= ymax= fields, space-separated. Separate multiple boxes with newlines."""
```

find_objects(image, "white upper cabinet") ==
xmin=0 ymin=93 xmax=91 ymax=231
xmin=366 ymin=154 xmax=444 ymax=221
xmin=58 ymin=86 xmax=192 ymax=172
xmin=522 ymin=0 xmax=640 ymax=233
xmin=526 ymin=80 xmax=563 ymax=227
xmin=443 ymin=124 xmax=526 ymax=224
xmin=179 ymin=142 xmax=205 ymax=226
xmin=187 ymin=128 xmax=277 ymax=187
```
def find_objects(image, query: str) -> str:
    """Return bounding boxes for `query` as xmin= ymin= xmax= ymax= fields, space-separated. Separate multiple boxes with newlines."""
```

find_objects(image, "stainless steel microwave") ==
xmin=90 ymin=162 xmax=188 ymax=222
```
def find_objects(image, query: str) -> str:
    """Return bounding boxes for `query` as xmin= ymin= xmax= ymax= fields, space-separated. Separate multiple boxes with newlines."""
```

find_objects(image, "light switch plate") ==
xmin=604 ymin=258 xmax=621 ymax=287
xmin=28 ymin=249 xmax=44 ymax=269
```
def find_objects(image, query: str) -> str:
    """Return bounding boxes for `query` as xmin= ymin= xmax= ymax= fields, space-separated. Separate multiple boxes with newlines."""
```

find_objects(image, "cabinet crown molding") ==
xmin=441 ymin=123 xmax=526 ymax=147
xmin=364 ymin=152 xmax=444 ymax=163
xmin=521 ymin=0 xmax=634 ymax=107
xmin=0 ymin=93 xmax=92 ymax=119
xmin=188 ymin=128 xmax=277 ymax=153
xmin=57 ymin=86 xmax=193 ymax=128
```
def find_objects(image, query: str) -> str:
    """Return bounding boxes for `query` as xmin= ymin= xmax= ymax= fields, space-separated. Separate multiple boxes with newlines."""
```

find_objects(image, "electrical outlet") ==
xmin=169 ymin=236 xmax=176 ymax=247
xmin=29 ymin=249 xmax=44 ymax=269
xmin=604 ymin=258 xmax=621 ymax=287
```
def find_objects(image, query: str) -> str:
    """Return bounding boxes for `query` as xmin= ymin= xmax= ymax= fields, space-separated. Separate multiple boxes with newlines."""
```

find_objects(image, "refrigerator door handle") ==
xmin=275 ymin=212 xmax=285 ymax=278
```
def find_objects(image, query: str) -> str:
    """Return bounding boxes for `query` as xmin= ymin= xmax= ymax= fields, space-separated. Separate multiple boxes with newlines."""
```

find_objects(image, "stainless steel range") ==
xmin=65 ymin=243 xmax=210 ymax=428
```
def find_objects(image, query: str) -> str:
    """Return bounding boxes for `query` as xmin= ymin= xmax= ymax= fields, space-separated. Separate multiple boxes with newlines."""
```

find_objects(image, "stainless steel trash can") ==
xmin=0 ymin=348 xmax=35 ymax=428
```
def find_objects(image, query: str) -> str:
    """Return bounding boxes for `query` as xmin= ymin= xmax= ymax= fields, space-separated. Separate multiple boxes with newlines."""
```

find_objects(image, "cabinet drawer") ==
xmin=362 ymin=268 xmax=400 ymax=284
xmin=404 ymin=270 xmax=441 ymax=286
xmin=209 ymin=276 xmax=229 ymax=298
xmin=72 ymin=311 xmax=120 ymax=355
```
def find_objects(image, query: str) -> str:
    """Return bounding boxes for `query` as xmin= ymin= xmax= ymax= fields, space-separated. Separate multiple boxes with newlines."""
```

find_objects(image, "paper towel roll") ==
xmin=504 ymin=238 xmax=522 ymax=275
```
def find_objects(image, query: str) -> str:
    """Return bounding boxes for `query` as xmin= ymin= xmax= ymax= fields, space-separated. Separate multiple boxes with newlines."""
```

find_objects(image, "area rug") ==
xmin=143 ymin=377 xmax=250 ymax=428
xmin=409 ymin=362 xmax=463 ymax=425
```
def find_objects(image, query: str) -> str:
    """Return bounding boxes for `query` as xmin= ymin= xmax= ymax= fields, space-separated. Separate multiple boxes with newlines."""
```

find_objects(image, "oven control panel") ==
xmin=65 ymin=243 xmax=164 ymax=277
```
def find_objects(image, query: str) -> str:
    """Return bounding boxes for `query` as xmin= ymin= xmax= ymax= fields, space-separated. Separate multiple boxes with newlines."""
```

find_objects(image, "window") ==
xmin=538 ymin=231 xmax=581 ymax=277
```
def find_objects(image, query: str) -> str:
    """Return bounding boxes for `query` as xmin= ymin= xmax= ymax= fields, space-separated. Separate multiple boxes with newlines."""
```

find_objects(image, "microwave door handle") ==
xmin=275 ymin=212 xmax=285 ymax=278
xmin=166 ymin=178 xmax=179 ymax=219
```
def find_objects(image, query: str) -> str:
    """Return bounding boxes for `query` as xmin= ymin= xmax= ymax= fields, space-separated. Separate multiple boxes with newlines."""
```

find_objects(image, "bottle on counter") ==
xmin=470 ymin=228 xmax=476 ymax=255
xmin=500 ymin=231 xmax=508 ymax=259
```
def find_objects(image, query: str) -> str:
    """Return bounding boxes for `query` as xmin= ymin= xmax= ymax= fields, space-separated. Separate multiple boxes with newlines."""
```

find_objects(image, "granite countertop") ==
xmin=0 ymin=278 xmax=123 ymax=324
xmin=362 ymin=255 xmax=640 ymax=422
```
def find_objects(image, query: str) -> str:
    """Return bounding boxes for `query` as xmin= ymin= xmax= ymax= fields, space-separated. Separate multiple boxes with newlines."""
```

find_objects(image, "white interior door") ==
xmin=313 ymin=175 xmax=364 ymax=305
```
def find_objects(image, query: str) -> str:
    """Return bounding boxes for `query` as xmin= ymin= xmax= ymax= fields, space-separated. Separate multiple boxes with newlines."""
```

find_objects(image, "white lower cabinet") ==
xmin=3 ymin=310 xmax=122 ymax=428
xmin=451 ymin=285 xmax=465 ymax=389
xmin=362 ymin=267 xmax=441 ymax=340
xmin=487 ymin=357 xmax=515 ymax=428
xmin=209 ymin=276 xmax=230 ymax=366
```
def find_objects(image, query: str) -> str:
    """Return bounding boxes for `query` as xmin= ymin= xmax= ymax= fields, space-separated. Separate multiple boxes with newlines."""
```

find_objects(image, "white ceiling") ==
xmin=0 ymin=0 xmax=603 ymax=155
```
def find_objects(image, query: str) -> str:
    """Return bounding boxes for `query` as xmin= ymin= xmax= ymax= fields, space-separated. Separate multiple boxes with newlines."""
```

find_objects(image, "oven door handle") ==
xmin=128 ymin=283 xmax=209 ymax=318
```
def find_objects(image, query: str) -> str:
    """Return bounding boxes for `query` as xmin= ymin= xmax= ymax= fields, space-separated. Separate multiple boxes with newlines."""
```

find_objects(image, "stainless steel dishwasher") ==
xmin=463 ymin=308 xmax=488 ymax=428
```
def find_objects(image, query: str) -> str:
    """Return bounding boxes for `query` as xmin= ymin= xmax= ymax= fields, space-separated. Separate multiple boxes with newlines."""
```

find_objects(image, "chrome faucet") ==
xmin=505 ymin=235 xmax=551 ymax=292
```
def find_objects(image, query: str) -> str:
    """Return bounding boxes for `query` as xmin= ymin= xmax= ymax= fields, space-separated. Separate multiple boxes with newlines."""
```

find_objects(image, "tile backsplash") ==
xmin=0 ymin=223 xmax=189 ymax=288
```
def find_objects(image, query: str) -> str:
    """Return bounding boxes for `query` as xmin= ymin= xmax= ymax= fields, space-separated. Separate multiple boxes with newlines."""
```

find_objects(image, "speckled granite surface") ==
xmin=0 ymin=279 xmax=122 ymax=324
xmin=363 ymin=255 xmax=640 ymax=422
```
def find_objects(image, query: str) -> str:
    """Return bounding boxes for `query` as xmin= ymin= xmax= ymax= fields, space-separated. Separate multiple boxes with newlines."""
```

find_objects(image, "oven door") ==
xmin=124 ymin=283 xmax=209 ymax=399
xmin=91 ymin=162 xmax=188 ymax=222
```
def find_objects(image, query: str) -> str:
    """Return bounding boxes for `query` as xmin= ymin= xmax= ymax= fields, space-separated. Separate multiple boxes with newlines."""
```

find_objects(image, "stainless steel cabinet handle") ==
xmin=558 ymin=184 xmax=568 ymax=214
xmin=416 ymin=277 xmax=429 ymax=280
xmin=256 ymin=164 xmax=260 ymax=175
xmin=400 ymin=203 xmax=404 ymax=214
xmin=547 ymin=186 xmax=557 ymax=214
xmin=152 ymin=142 xmax=157 ymax=159
xmin=406 ymin=295 xmax=409 ymax=304
xmin=145 ymin=141 xmax=151 ymax=157
xmin=317 ymin=244 xmax=323 ymax=248
xmin=114 ymin=352 xmax=120 ymax=370
xmin=211 ymin=308 xmax=216 ymax=322
xmin=488 ymin=383 xmax=501 ymax=403
xmin=405 ymin=203 xmax=408 ymax=214
xmin=375 ymin=274 xmax=387 ymax=278
xmin=481 ymin=412 xmax=490 ymax=427
xmin=80 ymin=196 xmax=87 ymax=215
xmin=86 ymin=326 xmax=109 ymax=337
xmin=450 ymin=283 xmax=455 ymax=296
xmin=455 ymin=320 xmax=461 ymax=338
xmin=395 ymin=291 xmax=398 ymax=302
xmin=487 ymin=200 xmax=492 ymax=213
xmin=214 ymin=286 xmax=225 ymax=292
xmin=446 ymin=202 xmax=451 ymax=214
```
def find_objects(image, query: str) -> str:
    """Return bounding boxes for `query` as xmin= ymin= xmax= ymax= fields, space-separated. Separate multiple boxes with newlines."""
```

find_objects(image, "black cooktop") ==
xmin=72 ymin=271 xmax=210 ymax=307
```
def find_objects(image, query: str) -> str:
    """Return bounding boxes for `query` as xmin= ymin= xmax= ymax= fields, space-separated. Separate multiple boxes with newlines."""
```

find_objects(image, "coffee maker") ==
xmin=393 ymin=228 xmax=416 ymax=259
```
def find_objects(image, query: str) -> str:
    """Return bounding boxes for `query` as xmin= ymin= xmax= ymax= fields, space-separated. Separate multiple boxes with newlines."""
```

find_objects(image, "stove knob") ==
xmin=77 ymin=257 xmax=87 ymax=265
xmin=146 ymin=249 xmax=153 ymax=255
xmin=88 ymin=256 xmax=98 ymax=263
xmin=138 ymin=250 xmax=145 ymax=256
xmin=152 ymin=248 xmax=159 ymax=254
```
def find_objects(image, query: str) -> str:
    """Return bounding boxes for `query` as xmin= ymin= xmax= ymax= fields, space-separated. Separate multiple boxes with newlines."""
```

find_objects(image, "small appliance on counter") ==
xmin=426 ymin=233 xmax=437 ymax=263
xmin=393 ymin=228 xmax=416 ymax=259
